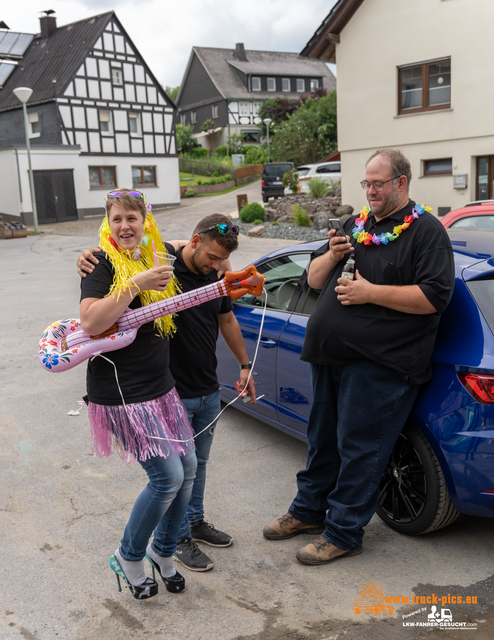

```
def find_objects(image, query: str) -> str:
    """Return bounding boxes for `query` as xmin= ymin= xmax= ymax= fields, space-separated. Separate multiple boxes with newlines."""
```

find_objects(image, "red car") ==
xmin=441 ymin=200 xmax=494 ymax=231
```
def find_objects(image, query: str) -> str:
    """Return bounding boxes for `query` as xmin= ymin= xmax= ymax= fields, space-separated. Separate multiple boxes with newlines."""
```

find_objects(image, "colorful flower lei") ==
xmin=352 ymin=204 xmax=431 ymax=246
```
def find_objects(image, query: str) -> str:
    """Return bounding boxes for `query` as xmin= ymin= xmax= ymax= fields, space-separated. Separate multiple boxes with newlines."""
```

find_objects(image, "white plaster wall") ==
xmin=334 ymin=0 xmax=494 ymax=213
xmin=0 ymin=150 xmax=24 ymax=215
xmin=3 ymin=149 xmax=180 ymax=218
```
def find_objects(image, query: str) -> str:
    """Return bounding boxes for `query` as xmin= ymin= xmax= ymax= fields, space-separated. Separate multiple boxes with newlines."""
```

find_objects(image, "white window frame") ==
xmin=99 ymin=109 xmax=112 ymax=135
xmin=212 ymin=104 xmax=219 ymax=118
xmin=111 ymin=68 xmax=123 ymax=85
xmin=180 ymin=113 xmax=186 ymax=124
xmin=129 ymin=112 xmax=142 ymax=136
xmin=252 ymin=102 xmax=261 ymax=116
xmin=191 ymin=111 xmax=197 ymax=124
xmin=28 ymin=111 xmax=40 ymax=138
xmin=267 ymin=77 xmax=276 ymax=92
xmin=282 ymin=78 xmax=290 ymax=92
xmin=251 ymin=77 xmax=261 ymax=92
xmin=310 ymin=78 xmax=319 ymax=91
xmin=296 ymin=78 xmax=305 ymax=92
xmin=239 ymin=102 xmax=250 ymax=116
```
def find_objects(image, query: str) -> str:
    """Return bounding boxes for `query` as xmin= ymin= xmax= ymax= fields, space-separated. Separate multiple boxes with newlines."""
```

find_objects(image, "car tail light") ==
xmin=261 ymin=180 xmax=265 ymax=187
xmin=458 ymin=372 xmax=494 ymax=404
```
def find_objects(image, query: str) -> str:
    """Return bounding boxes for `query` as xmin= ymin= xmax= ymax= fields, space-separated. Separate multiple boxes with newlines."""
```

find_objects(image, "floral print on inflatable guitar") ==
xmin=38 ymin=265 xmax=264 ymax=372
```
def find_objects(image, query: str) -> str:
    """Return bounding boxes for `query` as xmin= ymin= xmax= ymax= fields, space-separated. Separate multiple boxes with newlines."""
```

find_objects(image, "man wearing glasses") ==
xmin=263 ymin=149 xmax=454 ymax=566
xmin=78 ymin=212 xmax=255 ymax=573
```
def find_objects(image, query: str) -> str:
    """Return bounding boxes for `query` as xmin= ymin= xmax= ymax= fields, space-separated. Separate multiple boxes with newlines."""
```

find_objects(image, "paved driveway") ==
xmin=0 ymin=185 xmax=493 ymax=640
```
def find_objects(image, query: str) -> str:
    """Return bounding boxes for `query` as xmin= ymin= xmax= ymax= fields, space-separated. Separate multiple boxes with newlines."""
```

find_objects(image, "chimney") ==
xmin=233 ymin=43 xmax=247 ymax=62
xmin=40 ymin=13 xmax=57 ymax=39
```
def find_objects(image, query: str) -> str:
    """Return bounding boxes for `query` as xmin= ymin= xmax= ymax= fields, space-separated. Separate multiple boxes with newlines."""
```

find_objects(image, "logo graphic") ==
xmin=353 ymin=581 xmax=394 ymax=616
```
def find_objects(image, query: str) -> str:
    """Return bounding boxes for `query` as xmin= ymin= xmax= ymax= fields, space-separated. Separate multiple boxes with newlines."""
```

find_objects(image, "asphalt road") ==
xmin=1 ymin=182 xmax=493 ymax=640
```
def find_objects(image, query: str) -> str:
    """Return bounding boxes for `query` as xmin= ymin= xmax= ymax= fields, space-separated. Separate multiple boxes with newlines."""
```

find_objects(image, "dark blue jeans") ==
xmin=178 ymin=390 xmax=221 ymax=541
xmin=289 ymin=361 xmax=419 ymax=551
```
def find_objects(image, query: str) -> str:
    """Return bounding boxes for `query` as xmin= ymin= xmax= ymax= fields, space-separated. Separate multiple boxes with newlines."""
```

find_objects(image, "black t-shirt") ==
xmin=300 ymin=201 xmax=455 ymax=385
xmin=164 ymin=243 xmax=233 ymax=399
xmin=80 ymin=253 xmax=174 ymax=405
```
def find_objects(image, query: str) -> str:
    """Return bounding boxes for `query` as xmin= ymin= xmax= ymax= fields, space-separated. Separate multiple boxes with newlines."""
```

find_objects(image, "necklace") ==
xmin=352 ymin=204 xmax=431 ymax=246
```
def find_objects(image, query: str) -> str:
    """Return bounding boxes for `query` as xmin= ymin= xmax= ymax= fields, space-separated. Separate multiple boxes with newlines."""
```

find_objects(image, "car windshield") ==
xmin=451 ymin=215 xmax=494 ymax=232
xmin=264 ymin=164 xmax=293 ymax=177
xmin=236 ymin=253 xmax=311 ymax=310
xmin=467 ymin=277 xmax=494 ymax=333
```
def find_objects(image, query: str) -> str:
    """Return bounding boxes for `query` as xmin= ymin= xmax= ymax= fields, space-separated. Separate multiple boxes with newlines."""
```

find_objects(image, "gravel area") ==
xmin=232 ymin=217 xmax=331 ymax=242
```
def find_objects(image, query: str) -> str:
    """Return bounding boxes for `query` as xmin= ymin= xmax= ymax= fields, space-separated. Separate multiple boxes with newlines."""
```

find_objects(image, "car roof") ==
xmin=257 ymin=233 xmax=494 ymax=279
xmin=441 ymin=203 xmax=494 ymax=227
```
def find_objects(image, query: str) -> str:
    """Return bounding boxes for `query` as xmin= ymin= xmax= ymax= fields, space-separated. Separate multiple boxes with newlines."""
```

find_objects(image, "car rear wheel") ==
xmin=376 ymin=423 xmax=460 ymax=535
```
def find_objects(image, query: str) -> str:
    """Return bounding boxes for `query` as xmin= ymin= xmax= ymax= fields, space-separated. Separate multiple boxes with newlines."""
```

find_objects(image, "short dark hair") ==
xmin=366 ymin=149 xmax=412 ymax=191
xmin=193 ymin=213 xmax=239 ymax=253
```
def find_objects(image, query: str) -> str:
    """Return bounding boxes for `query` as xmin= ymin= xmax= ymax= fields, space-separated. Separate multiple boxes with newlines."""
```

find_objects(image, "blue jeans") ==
xmin=178 ymin=389 xmax=221 ymax=540
xmin=289 ymin=361 xmax=419 ymax=551
xmin=120 ymin=450 xmax=197 ymax=560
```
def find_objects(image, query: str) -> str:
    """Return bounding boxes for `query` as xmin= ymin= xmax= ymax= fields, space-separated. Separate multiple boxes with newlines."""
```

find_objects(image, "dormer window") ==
xmin=251 ymin=77 xmax=261 ymax=92
xmin=267 ymin=78 xmax=276 ymax=91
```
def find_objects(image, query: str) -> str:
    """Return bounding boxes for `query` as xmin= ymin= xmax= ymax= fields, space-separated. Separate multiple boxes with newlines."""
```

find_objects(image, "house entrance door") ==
xmin=33 ymin=170 xmax=78 ymax=224
xmin=476 ymin=156 xmax=494 ymax=200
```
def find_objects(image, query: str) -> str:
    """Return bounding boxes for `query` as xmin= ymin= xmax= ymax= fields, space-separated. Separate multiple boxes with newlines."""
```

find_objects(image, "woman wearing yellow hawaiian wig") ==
xmin=80 ymin=188 xmax=196 ymax=600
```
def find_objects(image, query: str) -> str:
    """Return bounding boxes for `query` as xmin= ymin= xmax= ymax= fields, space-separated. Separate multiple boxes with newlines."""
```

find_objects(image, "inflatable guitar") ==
xmin=38 ymin=265 xmax=264 ymax=373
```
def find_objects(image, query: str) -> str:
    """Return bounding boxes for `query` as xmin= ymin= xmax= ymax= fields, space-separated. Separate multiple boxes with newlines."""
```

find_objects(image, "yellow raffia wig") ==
xmin=98 ymin=211 xmax=180 ymax=337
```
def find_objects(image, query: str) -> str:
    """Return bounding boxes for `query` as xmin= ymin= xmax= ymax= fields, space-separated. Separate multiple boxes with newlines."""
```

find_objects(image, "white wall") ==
xmin=1 ymin=148 xmax=180 ymax=221
xmin=334 ymin=0 xmax=494 ymax=213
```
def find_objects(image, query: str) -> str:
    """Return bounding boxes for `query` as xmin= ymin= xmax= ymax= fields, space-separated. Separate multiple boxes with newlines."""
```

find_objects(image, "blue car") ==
xmin=216 ymin=229 xmax=494 ymax=535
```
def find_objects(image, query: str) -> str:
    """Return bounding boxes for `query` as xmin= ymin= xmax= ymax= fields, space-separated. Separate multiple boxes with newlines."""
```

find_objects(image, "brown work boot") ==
xmin=296 ymin=536 xmax=363 ymax=565
xmin=263 ymin=513 xmax=324 ymax=540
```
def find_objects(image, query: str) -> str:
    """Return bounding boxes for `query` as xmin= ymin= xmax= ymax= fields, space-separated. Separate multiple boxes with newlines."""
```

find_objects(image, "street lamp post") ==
xmin=13 ymin=87 xmax=39 ymax=233
xmin=263 ymin=117 xmax=272 ymax=161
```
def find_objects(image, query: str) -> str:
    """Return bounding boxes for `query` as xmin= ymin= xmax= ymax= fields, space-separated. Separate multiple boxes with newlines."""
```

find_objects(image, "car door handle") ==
xmin=260 ymin=337 xmax=276 ymax=348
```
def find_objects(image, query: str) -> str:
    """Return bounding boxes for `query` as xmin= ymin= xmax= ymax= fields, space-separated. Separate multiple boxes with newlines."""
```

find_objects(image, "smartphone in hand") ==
xmin=328 ymin=219 xmax=346 ymax=237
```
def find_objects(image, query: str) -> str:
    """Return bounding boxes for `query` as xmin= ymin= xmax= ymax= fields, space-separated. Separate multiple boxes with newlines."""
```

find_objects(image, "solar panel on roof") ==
xmin=0 ymin=31 xmax=33 ymax=57
xmin=9 ymin=33 xmax=34 ymax=56
xmin=0 ymin=61 xmax=16 ymax=87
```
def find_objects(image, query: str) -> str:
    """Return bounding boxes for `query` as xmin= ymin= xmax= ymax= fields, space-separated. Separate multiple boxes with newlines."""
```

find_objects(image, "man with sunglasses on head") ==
xmin=263 ymin=149 xmax=454 ymax=566
xmin=78 ymin=212 xmax=256 ymax=573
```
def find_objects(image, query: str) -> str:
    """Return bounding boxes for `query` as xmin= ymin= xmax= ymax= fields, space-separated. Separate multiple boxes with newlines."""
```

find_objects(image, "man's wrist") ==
xmin=240 ymin=362 xmax=252 ymax=370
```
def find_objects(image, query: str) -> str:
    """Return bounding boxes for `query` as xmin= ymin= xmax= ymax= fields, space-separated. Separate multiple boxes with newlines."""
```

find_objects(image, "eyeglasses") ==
xmin=107 ymin=189 xmax=144 ymax=199
xmin=360 ymin=176 xmax=401 ymax=191
xmin=197 ymin=224 xmax=239 ymax=236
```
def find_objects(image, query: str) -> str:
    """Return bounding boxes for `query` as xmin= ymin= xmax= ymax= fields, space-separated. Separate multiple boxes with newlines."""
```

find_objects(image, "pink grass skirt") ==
xmin=87 ymin=387 xmax=195 ymax=463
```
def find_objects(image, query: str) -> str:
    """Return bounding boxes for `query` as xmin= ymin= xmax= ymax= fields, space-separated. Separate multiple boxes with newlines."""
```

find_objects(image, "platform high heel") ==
xmin=146 ymin=552 xmax=185 ymax=593
xmin=109 ymin=555 xmax=158 ymax=600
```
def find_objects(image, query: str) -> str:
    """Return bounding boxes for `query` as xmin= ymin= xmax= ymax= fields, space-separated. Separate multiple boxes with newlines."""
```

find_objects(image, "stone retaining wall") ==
xmin=264 ymin=192 xmax=354 ymax=229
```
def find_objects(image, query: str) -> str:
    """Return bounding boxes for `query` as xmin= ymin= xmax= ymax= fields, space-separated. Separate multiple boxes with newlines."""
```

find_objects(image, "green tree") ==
xmin=270 ymin=90 xmax=337 ymax=164
xmin=227 ymin=131 xmax=245 ymax=154
xmin=165 ymin=85 xmax=180 ymax=102
xmin=201 ymin=119 xmax=222 ymax=153
xmin=175 ymin=124 xmax=197 ymax=153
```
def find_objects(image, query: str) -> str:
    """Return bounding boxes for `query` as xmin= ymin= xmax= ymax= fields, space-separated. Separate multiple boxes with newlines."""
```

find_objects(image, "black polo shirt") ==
xmin=300 ymin=200 xmax=454 ymax=384
xmin=165 ymin=243 xmax=233 ymax=399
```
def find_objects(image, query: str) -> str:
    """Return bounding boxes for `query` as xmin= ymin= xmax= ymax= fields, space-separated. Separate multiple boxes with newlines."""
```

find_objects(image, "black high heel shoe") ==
xmin=109 ymin=555 xmax=158 ymax=600
xmin=146 ymin=552 xmax=185 ymax=593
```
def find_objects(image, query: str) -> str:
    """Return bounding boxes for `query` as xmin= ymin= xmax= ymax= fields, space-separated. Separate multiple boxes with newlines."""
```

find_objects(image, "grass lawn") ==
xmin=179 ymin=171 xmax=226 ymax=187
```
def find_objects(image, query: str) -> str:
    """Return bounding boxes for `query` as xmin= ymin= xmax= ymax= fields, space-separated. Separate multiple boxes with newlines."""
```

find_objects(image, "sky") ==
xmin=2 ymin=1 xmax=337 ymax=89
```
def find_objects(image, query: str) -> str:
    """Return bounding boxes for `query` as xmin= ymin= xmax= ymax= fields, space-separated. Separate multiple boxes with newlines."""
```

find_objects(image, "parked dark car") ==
xmin=261 ymin=162 xmax=294 ymax=202
xmin=217 ymin=230 xmax=494 ymax=535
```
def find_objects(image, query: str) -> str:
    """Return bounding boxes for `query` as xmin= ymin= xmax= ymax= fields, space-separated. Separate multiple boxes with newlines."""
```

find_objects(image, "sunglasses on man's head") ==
xmin=197 ymin=223 xmax=239 ymax=236
xmin=107 ymin=189 xmax=144 ymax=199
